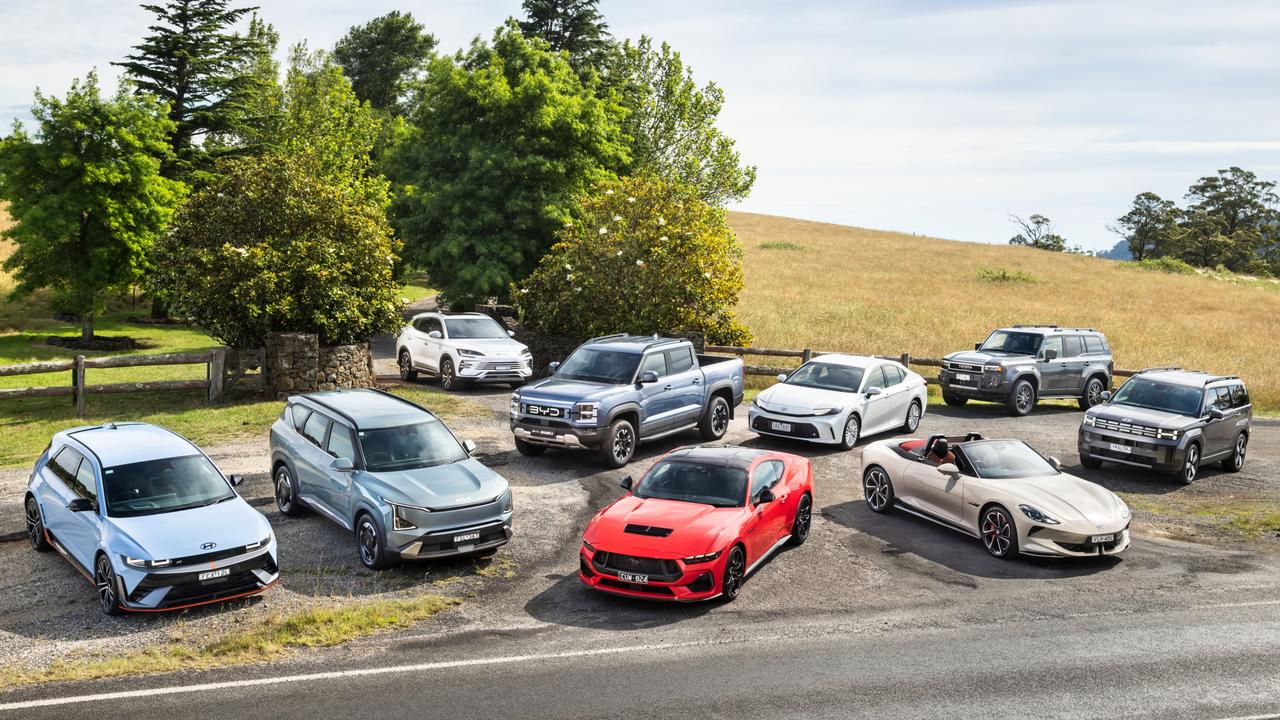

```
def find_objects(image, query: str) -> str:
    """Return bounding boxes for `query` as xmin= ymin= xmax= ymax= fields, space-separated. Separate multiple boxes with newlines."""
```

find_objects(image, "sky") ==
xmin=3 ymin=0 xmax=1279 ymax=251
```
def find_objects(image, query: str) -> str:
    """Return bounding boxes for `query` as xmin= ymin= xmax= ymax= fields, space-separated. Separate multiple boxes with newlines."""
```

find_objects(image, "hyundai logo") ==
xmin=201 ymin=542 xmax=217 ymax=550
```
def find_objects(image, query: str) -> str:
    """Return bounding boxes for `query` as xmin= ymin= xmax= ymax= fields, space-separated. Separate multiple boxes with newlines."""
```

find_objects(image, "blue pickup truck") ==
xmin=509 ymin=335 xmax=745 ymax=467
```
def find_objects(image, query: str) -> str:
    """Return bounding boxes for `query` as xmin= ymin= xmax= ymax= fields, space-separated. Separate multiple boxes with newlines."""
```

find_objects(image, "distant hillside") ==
xmin=1096 ymin=240 xmax=1132 ymax=260
xmin=729 ymin=211 xmax=1280 ymax=411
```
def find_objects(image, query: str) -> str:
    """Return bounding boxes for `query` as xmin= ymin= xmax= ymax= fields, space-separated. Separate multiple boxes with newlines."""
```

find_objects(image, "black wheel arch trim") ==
xmin=606 ymin=403 xmax=642 ymax=427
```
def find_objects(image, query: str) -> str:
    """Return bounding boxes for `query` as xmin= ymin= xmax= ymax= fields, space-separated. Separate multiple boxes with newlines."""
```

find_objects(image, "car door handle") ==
xmin=663 ymin=384 xmax=673 ymax=390
xmin=691 ymin=378 xmax=701 ymax=384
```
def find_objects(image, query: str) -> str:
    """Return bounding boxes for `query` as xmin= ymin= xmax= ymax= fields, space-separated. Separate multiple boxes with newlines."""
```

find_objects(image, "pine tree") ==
xmin=518 ymin=0 xmax=611 ymax=68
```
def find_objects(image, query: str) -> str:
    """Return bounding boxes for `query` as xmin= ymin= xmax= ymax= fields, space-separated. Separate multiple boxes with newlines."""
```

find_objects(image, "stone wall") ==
xmin=265 ymin=332 xmax=374 ymax=399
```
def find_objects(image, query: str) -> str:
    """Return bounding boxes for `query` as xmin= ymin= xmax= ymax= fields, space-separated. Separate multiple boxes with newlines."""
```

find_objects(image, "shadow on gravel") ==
xmin=524 ymin=573 xmax=713 ymax=630
xmin=926 ymin=403 xmax=1084 ymax=420
xmin=823 ymin=500 xmax=1121 ymax=580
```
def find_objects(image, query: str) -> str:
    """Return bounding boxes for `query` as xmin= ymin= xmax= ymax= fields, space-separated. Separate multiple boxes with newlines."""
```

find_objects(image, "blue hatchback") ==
xmin=24 ymin=422 xmax=278 ymax=615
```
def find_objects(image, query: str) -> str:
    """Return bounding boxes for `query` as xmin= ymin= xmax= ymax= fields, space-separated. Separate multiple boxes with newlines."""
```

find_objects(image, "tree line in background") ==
xmin=0 ymin=0 xmax=756 ymax=347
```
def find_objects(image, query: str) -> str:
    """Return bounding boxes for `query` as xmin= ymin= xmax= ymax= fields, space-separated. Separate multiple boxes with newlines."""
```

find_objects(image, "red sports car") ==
xmin=579 ymin=445 xmax=814 ymax=602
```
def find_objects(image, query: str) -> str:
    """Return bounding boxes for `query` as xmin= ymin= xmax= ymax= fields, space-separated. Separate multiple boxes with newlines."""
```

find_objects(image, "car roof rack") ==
xmin=1135 ymin=366 xmax=1183 ymax=374
xmin=586 ymin=333 xmax=684 ymax=352
xmin=1012 ymin=324 xmax=1058 ymax=328
xmin=586 ymin=332 xmax=629 ymax=343
xmin=1202 ymin=374 xmax=1240 ymax=385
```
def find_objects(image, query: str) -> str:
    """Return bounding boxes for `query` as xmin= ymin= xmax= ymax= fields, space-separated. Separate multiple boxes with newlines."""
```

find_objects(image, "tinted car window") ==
xmin=75 ymin=459 xmax=98 ymax=501
xmin=50 ymin=446 xmax=85 ymax=485
xmin=785 ymin=362 xmax=864 ymax=393
xmin=863 ymin=366 xmax=886 ymax=390
xmin=327 ymin=424 xmax=357 ymax=461
xmin=445 ymin=317 xmax=508 ymax=339
xmin=424 ymin=317 xmax=443 ymax=335
xmin=750 ymin=460 xmax=784 ymax=500
xmin=1209 ymin=386 xmax=1233 ymax=411
xmin=1063 ymin=336 xmax=1083 ymax=358
xmin=666 ymin=347 xmax=695 ymax=374
xmin=104 ymin=454 xmax=233 ymax=517
xmin=1111 ymin=378 xmax=1203 ymax=416
xmin=1041 ymin=336 xmax=1064 ymax=359
xmin=1231 ymin=383 xmax=1251 ymax=408
xmin=882 ymin=365 xmax=904 ymax=386
xmin=639 ymin=352 xmax=668 ymax=378
xmin=302 ymin=412 xmax=331 ymax=446
xmin=291 ymin=404 xmax=312 ymax=433
xmin=359 ymin=420 xmax=470 ymax=472
xmin=1084 ymin=335 xmax=1105 ymax=354
xmin=412 ymin=318 xmax=431 ymax=333
xmin=633 ymin=460 xmax=748 ymax=508
xmin=557 ymin=348 xmax=642 ymax=384
xmin=980 ymin=331 xmax=1041 ymax=354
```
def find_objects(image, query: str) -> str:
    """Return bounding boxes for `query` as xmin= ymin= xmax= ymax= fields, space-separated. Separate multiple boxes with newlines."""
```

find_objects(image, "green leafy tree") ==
xmin=1007 ymin=213 xmax=1067 ymax=252
xmin=391 ymin=21 xmax=629 ymax=308
xmin=1181 ymin=167 xmax=1279 ymax=273
xmin=519 ymin=0 xmax=611 ymax=69
xmin=114 ymin=0 xmax=269 ymax=182
xmin=608 ymin=36 xmax=756 ymax=205
xmin=333 ymin=11 xmax=436 ymax=114
xmin=1110 ymin=192 xmax=1185 ymax=261
xmin=154 ymin=153 xmax=402 ymax=348
xmin=515 ymin=174 xmax=750 ymax=345
xmin=0 ymin=73 xmax=184 ymax=341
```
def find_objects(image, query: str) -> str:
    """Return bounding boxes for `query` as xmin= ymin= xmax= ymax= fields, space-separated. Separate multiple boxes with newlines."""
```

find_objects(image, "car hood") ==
xmin=361 ymin=458 xmax=509 ymax=510
xmin=450 ymin=337 xmax=528 ymax=356
xmin=1088 ymin=403 xmax=1196 ymax=430
xmin=585 ymin=495 xmax=741 ymax=558
xmin=521 ymin=377 xmax=631 ymax=404
xmin=759 ymin=383 xmax=857 ymax=413
xmin=988 ymin=473 xmax=1127 ymax=529
xmin=945 ymin=350 xmax=1035 ymax=366
xmin=109 ymin=497 xmax=271 ymax=559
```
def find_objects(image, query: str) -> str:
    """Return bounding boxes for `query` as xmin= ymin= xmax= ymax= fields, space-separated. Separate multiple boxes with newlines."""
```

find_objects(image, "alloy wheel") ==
xmin=1233 ymin=435 xmax=1247 ymax=470
xmin=398 ymin=351 xmax=413 ymax=381
xmin=25 ymin=497 xmax=44 ymax=550
xmin=1015 ymin=386 xmax=1034 ymax=414
xmin=793 ymin=495 xmax=812 ymax=541
xmin=711 ymin=400 xmax=730 ymax=436
xmin=1086 ymin=379 xmax=1104 ymax=407
xmin=275 ymin=468 xmax=294 ymax=513
xmin=95 ymin=555 xmax=118 ymax=613
xmin=864 ymin=469 xmax=890 ymax=511
xmin=723 ymin=547 xmax=745 ymax=599
xmin=440 ymin=359 xmax=455 ymax=390
xmin=982 ymin=509 xmax=1013 ymax=557
xmin=1183 ymin=445 xmax=1199 ymax=484
xmin=843 ymin=416 xmax=860 ymax=448
xmin=358 ymin=519 xmax=379 ymax=567
xmin=906 ymin=402 xmax=921 ymax=431
xmin=613 ymin=425 xmax=635 ymax=463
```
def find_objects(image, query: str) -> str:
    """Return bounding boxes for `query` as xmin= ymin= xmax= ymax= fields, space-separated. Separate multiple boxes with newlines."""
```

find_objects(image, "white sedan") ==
xmin=396 ymin=312 xmax=533 ymax=390
xmin=748 ymin=354 xmax=927 ymax=449
xmin=860 ymin=434 xmax=1132 ymax=559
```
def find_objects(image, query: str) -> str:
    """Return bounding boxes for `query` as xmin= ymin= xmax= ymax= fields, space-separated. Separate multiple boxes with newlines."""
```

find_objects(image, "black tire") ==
xmin=274 ymin=464 xmax=304 ymax=517
xmin=839 ymin=414 xmax=860 ymax=451
xmin=599 ymin=418 xmax=637 ymax=468
xmin=1007 ymin=379 xmax=1036 ymax=417
xmin=1221 ymin=433 xmax=1247 ymax=472
xmin=355 ymin=512 xmax=391 ymax=570
xmin=698 ymin=394 xmax=731 ymax=441
xmin=25 ymin=496 xmax=50 ymax=552
xmin=515 ymin=438 xmax=546 ymax=457
xmin=398 ymin=350 xmax=418 ymax=382
xmin=980 ymin=505 xmax=1018 ymax=560
xmin=863 ymin=465 xmax=894 ymax=513
xmin=720 ymin=545 xmax=746 ymax=602
xmin=1080 ymin=453 xmax=1104 ymax=470
xmin=1177 ymin=443 xmax=1200 ymax=485
xmin=787 ymin=493 xmax=812 ymax=546
xmin=943 ymin=391 xmax=968 ymax=407
xmin=1079 ymin=376 xmax=1106 ymax=410
xmin=95 ymin=554 xmax=124 ymax=615
xmin=439 ymin=357 xmax=459 ymax=391
xmin=902 ymin=399 xmax=922 ymax=432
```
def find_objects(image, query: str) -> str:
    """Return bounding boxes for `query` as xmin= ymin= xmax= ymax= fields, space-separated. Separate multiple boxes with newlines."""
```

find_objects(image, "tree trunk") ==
xmin=150 ymin=296 xmax=168 ymax=320
xmin=81 ymin=317 xmax=94 ymax=342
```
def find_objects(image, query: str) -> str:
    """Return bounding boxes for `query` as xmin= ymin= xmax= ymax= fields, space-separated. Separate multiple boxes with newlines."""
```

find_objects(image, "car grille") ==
xmin=167 ymin=543 xmax=264 ymax=567
xmin=1092 ymin=417 xmax=1160 ymax=439
xmin=474 ymin=360 xmax=530 ymax=372
xmin=521 ymin=417 xmax=573 ymax=429
xmin=1055 ymin=531 xmax=1127 ymax=554
xmin=751 ymin=416 xmax=821 ymax=439
xmin=418 ymin=526 xmax=509 ymax=554
xmin=599 ymin=579 xmax=676 ymax=596
xmin=521 ymin=403 xmax=569 ymax=419
xmin=944 ymin=361 xmax=985 ymax=373
xmin=129 ymin=553 xmax=277 ymax=607
xmin=592 ymin=552 xmax=681 ymax=581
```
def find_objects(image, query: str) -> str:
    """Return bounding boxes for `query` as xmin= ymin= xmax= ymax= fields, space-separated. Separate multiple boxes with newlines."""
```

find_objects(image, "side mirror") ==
xmin=67 ymin=498 xmax=96 ymax=513
xmin=229 ymin=474 xmax=245 ymax=487
xmin=1048 ymin=456 xmax=1062 ymax=470
xmin=1100 ymin=390 xmax=1112 ymax=402
xmin=937 ymin=463 xmax=960 ymax=476
xmin=865 ymin=386 xmax=882 ymax=397
xmin=548 ymin=361 xmax=561 ymax=373
xmin=507 ymin=330 xmax=516 ymax=338
xmin=756 ymin=487 xmax=776 ymax=504
xmin=462 ymin=439 xmax=478 ymax=455
xmin=639 ymin=370 xmax=659 ymax=384
xmin=428 ymin=330 xmax=442 ymax=339
xmin=1209 ymin=408 xmax=1226 ymax=421
xmin=619 ymin=475 xmax=633 ymax=491
xmin=330 ymin=457 xmax=355 ymax=473
xmin=1043 ymin=349 xmax=1058 ymax=361
xmin=974 ymin=342 xmax=981 ymax=350
xmin=776 ymin=373 xmax=787 ymax=383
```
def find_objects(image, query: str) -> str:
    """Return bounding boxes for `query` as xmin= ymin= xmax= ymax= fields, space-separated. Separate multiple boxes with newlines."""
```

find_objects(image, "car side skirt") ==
xmin=892 ymin=499 xmax=980 ymax=539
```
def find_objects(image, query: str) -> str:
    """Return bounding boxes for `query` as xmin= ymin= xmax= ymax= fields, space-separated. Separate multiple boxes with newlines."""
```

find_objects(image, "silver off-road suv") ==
xmin=1078 ymin=368 xmax=1251 ymax=484
xmin=939 ymin=326 xmax=1114 ymax=416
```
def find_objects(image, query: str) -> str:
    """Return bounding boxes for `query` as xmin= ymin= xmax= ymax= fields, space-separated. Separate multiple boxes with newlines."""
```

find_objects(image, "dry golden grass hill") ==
xmin=729 ymin=211 xmax=1280 ymax=411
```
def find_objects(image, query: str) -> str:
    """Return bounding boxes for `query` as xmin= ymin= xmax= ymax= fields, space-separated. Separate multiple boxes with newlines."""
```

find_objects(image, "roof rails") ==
xmin=1135 ymin=366 xmax=1183 ymax=374
xmin=587 ymin=332 xmax=629 ymax=343
xmin=1010 ymin=324 xmax=1098 ymax=332
xmin=1203 ymin=374 xmax=1240 ymax=386
xmin=1012 ymin=324 xmax=1057 ymax=328
xmin=585 ymin=333 xmax=684 ymax=352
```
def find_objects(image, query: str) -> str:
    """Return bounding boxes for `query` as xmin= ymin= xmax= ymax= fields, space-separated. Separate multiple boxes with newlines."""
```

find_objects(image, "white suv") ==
xmin=396 ymin=312 xmax=533 ymax=390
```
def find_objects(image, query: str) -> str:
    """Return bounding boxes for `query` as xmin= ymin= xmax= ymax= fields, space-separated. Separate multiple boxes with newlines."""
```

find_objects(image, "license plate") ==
xmin=1109 ymin=443 xmax=1131 ymax=454
xmin=198 ymin=568 xmax=230 ymax=581
xmin=770 ymin=421 xmax=792 ymax=432
xmin=955 ymin=373 xmax=971 ymax=381
xmin=532 ymin=428 xmax=555 ymax=438
xmin=498 ymin=365 xmax=513 ymax=371
xmin=453 ymin=532 xmax=481 ymax=543
xmin=618 ymin=572 xmax=649 ymax=584
xmin=1090 ymin=534 xmax=1116 ymax=544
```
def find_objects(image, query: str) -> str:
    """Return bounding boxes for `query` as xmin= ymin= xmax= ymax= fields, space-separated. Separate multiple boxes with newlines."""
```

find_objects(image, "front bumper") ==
xmin=578 ymin=545 xmax=721 ymax=602
xmin=1078 ymin=427 xmax=1186 ymax=473
xmin=390 ymin=516 xmax=513 ymax=560
xmin=747 ymin=406 xmax=842 ymax=444
xmin=938 ymin=368 xmax=1010 ymax=400
xmin=1022 ymin=525 xmax=1131 ymax=557
xmin=456 ymin=357 xmax=533 ymax=383
xmin=121 ymin=546 xmax=279 ymax=611
xmin=511 ymin=418 xmax=604 ymax=450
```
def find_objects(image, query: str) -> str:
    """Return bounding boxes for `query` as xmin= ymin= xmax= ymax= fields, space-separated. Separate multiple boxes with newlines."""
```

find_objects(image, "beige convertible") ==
xmin=860 ymin=434 xmax=1131 ymax=559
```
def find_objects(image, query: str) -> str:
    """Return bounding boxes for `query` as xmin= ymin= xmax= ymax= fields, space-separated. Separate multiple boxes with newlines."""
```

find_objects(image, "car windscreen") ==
xmin=785 ymin=362 xmax=863 ymax=393
xmin=445 ymin=317 xmax=508 ymax=339
xmin=633 ymin=460 xmax=747 ymax=508
xmin=556 ymin=347 xmax=642 ymax=384
xmin=103 ymin=454 xmax=234 ymax=517
xmin=1110 ymin=378 xmax=1203 ymax=416
xmin=979 ymin=331 xmax=1042 ymax=355
xmin=359 ymin=419 xmax=468 ymax=472
xmin=961 ymin=440 xmax=1058 ymax=479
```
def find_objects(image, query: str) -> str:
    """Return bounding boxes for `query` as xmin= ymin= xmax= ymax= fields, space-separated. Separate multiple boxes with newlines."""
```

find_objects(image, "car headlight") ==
xmin=383 ymin=498 xmax=426 ymax=531
xmin=573 ymin=402 xmax=599 ymax=422
xmin=582 ymin=540 xmax=595 ymax=553
xmin=752 ymin=397 xmax=772 ymax=412
xmin=1083 ymin=414 xmax=1097 ymax=427
xmin=1116 ymin=498 xmax=1131 ymax=519
xmin=983 ymin=364 xmax=1003 ymax=372
xmin=1157 ymin=428 xmax=1180 ymax=440
xmin=682 ymin=551 xmax=722 ymax=565
xmin=458 ymin=348 xmax=484 ymax=358
xmin=812 ymin=407 xmax=840 ymax=416
xmin=1018 ymin=504 xmax=1060 ymax=525
xmin=122 ymin=555 xmax=171 ymax=569
xmin=510 ymin=392 xmax=520 ymax=415
xmin=502 ymin=491 xmax=513 ymax=513
xmin=243 ymin=536 xmax=271 ymax=552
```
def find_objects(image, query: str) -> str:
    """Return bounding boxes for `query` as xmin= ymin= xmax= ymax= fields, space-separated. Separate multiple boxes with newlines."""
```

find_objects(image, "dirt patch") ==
xmin=42 ymin=335 xmax=152 ymax=352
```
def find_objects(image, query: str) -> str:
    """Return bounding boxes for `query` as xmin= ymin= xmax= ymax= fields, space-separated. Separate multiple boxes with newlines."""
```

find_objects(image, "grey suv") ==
xmin=939 ymin=325 xmax=1113 ymax=416
xmin=270 ymin=388 xmax=514 ymax=569
xmin=1078 ymin=369 xmax=1251 ymax=484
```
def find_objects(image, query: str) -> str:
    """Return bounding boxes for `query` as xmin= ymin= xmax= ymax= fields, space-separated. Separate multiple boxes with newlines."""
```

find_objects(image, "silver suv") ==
xmin=939 ymin=325 xmax=1113 ymax=416
xmin=1078 ymin=369 xmax=1251 ymax=484
xmin=270 ymin=389 xmax=514 ymax=569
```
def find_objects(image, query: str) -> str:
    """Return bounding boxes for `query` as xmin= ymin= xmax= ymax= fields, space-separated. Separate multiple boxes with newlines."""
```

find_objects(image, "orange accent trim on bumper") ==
xmin=119 ymin=579 xmax=278 ymax=613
